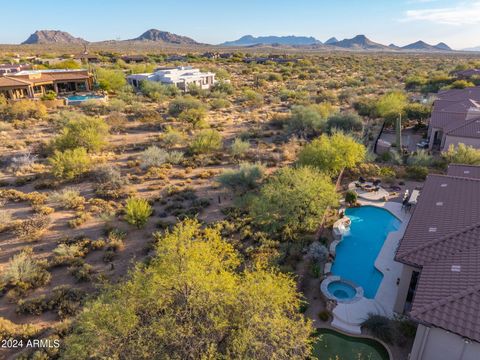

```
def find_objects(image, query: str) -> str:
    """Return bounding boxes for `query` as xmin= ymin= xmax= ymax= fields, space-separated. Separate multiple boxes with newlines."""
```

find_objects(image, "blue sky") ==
xmin=1 ymin=0 xmax=479 ymax=49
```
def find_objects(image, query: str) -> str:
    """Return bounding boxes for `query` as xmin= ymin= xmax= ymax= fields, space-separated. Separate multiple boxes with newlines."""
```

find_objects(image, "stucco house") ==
xmin=427 ymin=87 xmax=480 ymax=151
xmin=0 ymin=69 xmax=93 ymax=100
xmin=127 ymin=66 xmax=216 ymax=92
xmin=394 ymin=164 xmax=480 ymax=360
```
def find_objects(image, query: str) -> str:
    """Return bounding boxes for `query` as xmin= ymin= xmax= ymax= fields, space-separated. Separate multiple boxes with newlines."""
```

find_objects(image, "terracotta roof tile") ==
xmin=448 ymin=164 xmax=480 ymax=179
xmin=0 ymin=76 xmax=31 ymax=87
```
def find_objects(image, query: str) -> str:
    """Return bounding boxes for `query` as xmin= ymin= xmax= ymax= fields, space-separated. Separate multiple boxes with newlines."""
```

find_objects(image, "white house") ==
xmin=127 ymin=66 xmax=216 ymax=92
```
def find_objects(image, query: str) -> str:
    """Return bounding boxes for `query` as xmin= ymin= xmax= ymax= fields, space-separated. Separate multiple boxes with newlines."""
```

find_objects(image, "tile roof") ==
xmin=396 ymin=168 xmax=480 ymax=341
xmin=447 ymin=164 xmax=480 ymax=179
xmin=0 ymin=76 xmax=31 ymax=88
xmin=445 ymin=116 xmax=480 ymax=138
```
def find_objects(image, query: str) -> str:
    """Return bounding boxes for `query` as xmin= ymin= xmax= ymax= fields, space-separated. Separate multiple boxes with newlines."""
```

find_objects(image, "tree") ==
xmin=124 ymin=197 xmax=153 ymax=229
xmin=53 ymin=114 xmax=109 ymax=153
xmin=376 ymin=92 xmax=407 ymax=151
xmin=298 ymin=132 xmax=366 ymax=177
xmin=96 ymin=68 xmax=127 ymax=92
xmin=345 ymin=190 xmax=358 ymax=206
xmin=443 ymin=143 xmax=480 ymax=165
xmin=61 ymin=219 xmax=313 ymax=359
xmin=168 ymin=95 xmax=205 ymax=117
xmin=49 ymin=148 xmax=92 ymax=180
xmin=250 ymin=166 xmax=339 ymax=240
xmin=287 ymin=105 xmax=328 ymax=137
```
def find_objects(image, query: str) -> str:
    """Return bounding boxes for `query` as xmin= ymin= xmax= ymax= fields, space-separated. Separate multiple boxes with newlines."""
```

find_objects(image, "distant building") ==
xmin=127 ymin=66 xmax=216 ymax=92
xmin=120 ymin=55 xmax=148 ymax=63
xmin=427 ymin=87 xmax=480 ymax=151
xmin=0 ymin=69 xmax=93 ymax=100
xmin=394 ymin=164 xmax=480 ymax=360
xmin=0 ymin=64 xmax=32 ymax=76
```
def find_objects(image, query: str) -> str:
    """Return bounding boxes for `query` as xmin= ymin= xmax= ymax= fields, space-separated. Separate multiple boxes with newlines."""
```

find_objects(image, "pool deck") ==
xmin=331 ymin=200 xmax=411 ymax=334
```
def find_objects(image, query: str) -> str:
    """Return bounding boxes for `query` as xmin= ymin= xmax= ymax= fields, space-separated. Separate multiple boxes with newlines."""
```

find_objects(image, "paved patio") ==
xmin=330 ymin=200 xmax=411 ymax=334
xmin=348 ymin=181 xmax=390 ymax=201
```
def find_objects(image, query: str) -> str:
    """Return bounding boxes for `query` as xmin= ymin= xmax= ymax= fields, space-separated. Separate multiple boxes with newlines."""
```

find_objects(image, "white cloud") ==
xmin=404 ymin=1 xmax=480 ymax=25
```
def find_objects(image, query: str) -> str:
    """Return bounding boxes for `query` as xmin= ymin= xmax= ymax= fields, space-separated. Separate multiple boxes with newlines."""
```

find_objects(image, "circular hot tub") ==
xmin=321 ymin=276 xmax=363 ymax=303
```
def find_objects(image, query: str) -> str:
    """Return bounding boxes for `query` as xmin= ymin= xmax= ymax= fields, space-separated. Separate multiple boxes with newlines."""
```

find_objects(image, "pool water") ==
xmin=327 ymin=281 xmax=356 ymax=300
xmin=331 ymin=206 xmax=400 ymax=299
xmin=66 ymin=94 xmax=104 ymax=103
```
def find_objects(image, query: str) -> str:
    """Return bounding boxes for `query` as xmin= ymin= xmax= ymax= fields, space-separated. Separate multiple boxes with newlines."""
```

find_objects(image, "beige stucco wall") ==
xmin=443 ymin=136 xmax=480 ymax=151
xmin=393 ymin=264 xmax=418 ymax=314
xmin=410 ymin=324 xmax=480 ymax=360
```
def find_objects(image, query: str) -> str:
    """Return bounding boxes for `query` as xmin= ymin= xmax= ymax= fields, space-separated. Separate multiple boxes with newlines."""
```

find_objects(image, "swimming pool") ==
xmin=331 ymin=206 xmax=400 ymax=299
xmin=66 ymin=94 xmax=105 ymax=104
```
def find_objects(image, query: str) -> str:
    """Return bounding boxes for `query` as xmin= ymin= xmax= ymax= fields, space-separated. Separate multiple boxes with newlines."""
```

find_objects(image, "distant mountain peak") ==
xmin=133 ymin=29 xmax=198 ymax=44
xmin=325 ymin=37 xmax=338 ymax=45
xmin=401 ymin=40 xmax=452 ymax=52
xmin=333 ymin=34 xmax=388 ymax=50
xmin=221 ymin=35 xmax=321 ymax=47
xmin=22 ymin=30 xmax=87 ymax=44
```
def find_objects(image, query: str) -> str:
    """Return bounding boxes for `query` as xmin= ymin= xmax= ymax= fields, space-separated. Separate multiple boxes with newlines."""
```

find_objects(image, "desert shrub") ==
xmin=0 ymin=317 xmax=41 ymax=340
xmin=93 ymin=164 xmax=128 ymax=198
xmin=0 ymin=210 xmax=13 ymax=232
xmin=53 ymin=114 xmax=109 ymax=153
xmin=190 ymin=129 xmax=223 ymax=154
xmin=107 ymin=98 xmax=127 ymax=112
xmin=240 ymin=89 xmax=263 ymax=107
xmin=362 ymin=315 xmax=395 ymax=344
xmin=178 ymin=107 xmax=207 ymax=127
xmin=230 ymin=138 xmax=250 ymax=159
xmin=443 ymin=143 xmax=480 ymax=165
xmin=166 ymin=151 xmax=184 ymax=165
xmin=407 ymin=149 xmax=433 ymax=167
xmin=124 ymin=197 xmax=153 ymax=228
xmin=53 ymin=243 xmax=86 ymax=265
xmin=69 ymin=263 xmax=94 ymax=282
xmin=140 ymin=146 xmax=168 ymax=169
xmin=210 ymin=97 xmax=231 ymax=109
xmin=49 ymin=148 xmax=92 ymax=180
xmin=10 ymin=152 xmax=38 ymax=173
xmin=161 ymin=126 xmax=186 ymax=147
xmin=307 ymin=242 xmax=328 ymax=264
xmin=141 ymin=81 xmax=179 ymax=100
xmin=106 ymin=111 xmax=128 ymax=132
xmin=326 ymin=112 xmax=363 ymax=133
xmin=217 ymin=162 xmax=264 ymax=194
xmin=41 ymin=90 xmax=57 ymax=101
xmin=288 ymin=105 xmax=327 ymax=136
xmin=168 ymin=95 xmax=204 ymax=117
xmin=14 ymin=215 xmax=51 ymax=242
xmin=1 ymin=248 xmax=50 ymax=291
xmin=49 ymin=188 xmax=85 ymax=210
xmin=406 ymin=165 xmax=428 ymax=180
xmin=318 ymin=310 xmax=331 ymax=322
xmin=7 ymin=100 xmax=47 ymax=120
xmin=212 ymin=81 xmax=234 ymax=95
xmin=345 ymin=190 xmax=358 ymax=206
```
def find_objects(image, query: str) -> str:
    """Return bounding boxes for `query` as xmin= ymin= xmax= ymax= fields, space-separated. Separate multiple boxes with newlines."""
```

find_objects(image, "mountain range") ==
xmin=19 ymin=29 xmax=460 ymax=52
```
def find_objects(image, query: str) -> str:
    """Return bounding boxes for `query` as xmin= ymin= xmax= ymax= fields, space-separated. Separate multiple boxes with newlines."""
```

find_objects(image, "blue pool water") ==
xmin=331 ymin=206 xmax=400 ymax=299
xmin=327 ymin=281 xmax=357 ymax=300
xmin=66 ymin=94 xmax=104 ymax=103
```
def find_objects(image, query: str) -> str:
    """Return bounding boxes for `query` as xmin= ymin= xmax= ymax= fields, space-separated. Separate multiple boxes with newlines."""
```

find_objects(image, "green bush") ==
xmin=288 ymin=105 xmax=329 ymax=136
xmin=345 ymin=190 xmax=358 ymax=206
xmin=443 ymin=143 xmax=480 ymax=165
xmin=168 ymin=96 xmax=205 ymax=117
xmin=407 ymin=149 xmax=433 ymax=167
xmin=140 ymin=146 xmax=168 ymax=169
xmin=362 ymin=315 xmax=394 ymax=344
xmin=212 ymin=81 xmax=234 ymax=95
xmin=318 ymin=310 xmax=331 ymax=322
xmin=96 ymin=68 xmax=127 ymax=92
xmin=240 ymin=89 xmax=263 ymax=107
xmin=190 ymin=129 xmax=223 ymax=154
xmin=178 ymin=107 xmax=207 ymax=127
xmin=326 ymin=112 xmax=363 ymax=133
xmin=53 ymin=114 xmax=109 ymax=153
xmin=217 ymin=163 xmax=264 ymax=194
xmin=406 ymin=165 xmax=428 ymax=180
xmin=49 ymin=148 xmax=92 ymax=180
xmin=124 ymin=197 xmax=153 ymax=229
xmin=230 ymin=138 xmax=250 ymax=159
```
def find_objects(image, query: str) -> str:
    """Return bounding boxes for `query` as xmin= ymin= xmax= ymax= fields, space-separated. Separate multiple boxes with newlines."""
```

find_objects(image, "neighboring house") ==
xmin=0 ymin=63 xmax=32 ymax=76
xmin=120 ymin=55 xmax=148 ymax=64
xmin=0 ymin=69 xmax=94 ymax=100
xmin=394 ymin=164 xmax=480 ymax=360
xmin=427 ymin=87 xmax=480 ymax=150
xmin=127 ymin=66 xmax=216 ymax=92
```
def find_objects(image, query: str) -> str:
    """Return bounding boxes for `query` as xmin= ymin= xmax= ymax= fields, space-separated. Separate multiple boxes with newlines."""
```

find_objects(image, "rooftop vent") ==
xmin=441 ymin=183 xmax=448 ymax=187
xmin=429 ymin=227 xmax=437 ymax=233
xmin=451 ymin=265 xmax=461 ymax=272
xmin=436 ymin=202 xmax=444 ymax=206
xmin=464 ymin=170 xmax=471 ymax=174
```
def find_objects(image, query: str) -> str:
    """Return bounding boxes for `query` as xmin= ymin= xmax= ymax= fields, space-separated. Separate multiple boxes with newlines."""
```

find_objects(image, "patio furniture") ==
xmin=358 ymin=177 xmax=366 ymax=184
xmin=408 ymin=190 xmax=420 ymax=205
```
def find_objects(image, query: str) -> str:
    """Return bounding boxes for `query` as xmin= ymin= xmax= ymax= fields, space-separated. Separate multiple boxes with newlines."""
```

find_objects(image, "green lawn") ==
xmin=313 ymin=328 xmax=390 ymax=360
